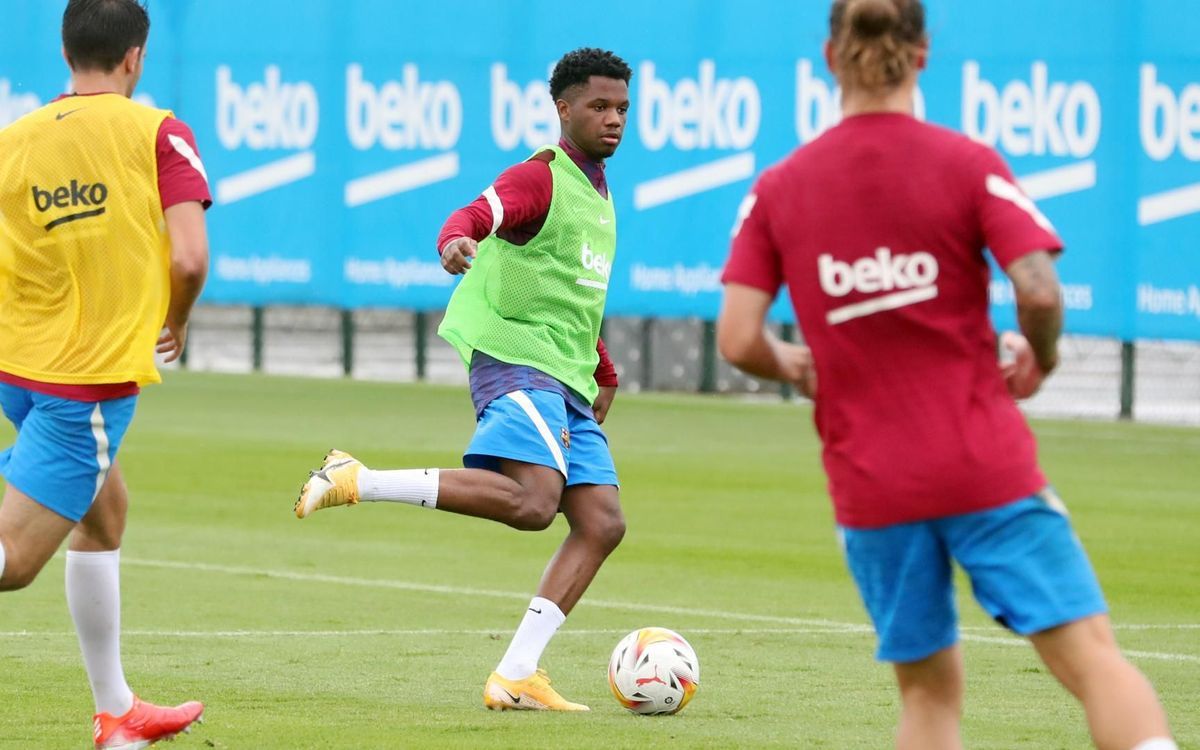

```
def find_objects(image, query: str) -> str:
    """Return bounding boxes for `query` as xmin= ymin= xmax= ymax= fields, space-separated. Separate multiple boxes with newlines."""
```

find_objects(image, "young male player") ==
xmin=296 ymin=48 xmax=631 ymax=712
xmin=0 ymin=1 xmax=210 ymax=746
xmin=718 ymin=1 xmax=1175 ymax=748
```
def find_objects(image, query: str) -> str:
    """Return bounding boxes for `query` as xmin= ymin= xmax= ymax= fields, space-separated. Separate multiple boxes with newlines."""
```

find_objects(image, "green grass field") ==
xmin=1 ymin=371 xmax=1197 ymax=749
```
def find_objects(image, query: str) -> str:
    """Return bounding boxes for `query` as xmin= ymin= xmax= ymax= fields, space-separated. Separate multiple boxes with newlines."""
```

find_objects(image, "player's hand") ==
xmin=778 ymin=342 xmax=818 ymax=400
xmin=1000 ymin=331 xmax=1046 ymax=400
xmin=440 ymin=237 xmax=478 ymax=275
xmin=157 ymin=318 xmax=188 ymax=364
xmin=593 ymin=386 xmax=617 ymax=424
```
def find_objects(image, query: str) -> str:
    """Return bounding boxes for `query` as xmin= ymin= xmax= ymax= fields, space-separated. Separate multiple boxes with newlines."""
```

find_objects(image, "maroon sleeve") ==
xmin=436 ymin=159 xmax=554 ymax=253
xmin=972 ymin=146 xmax=1064 ymax=268
xmin=594 ymin=337 xmax=618 ymax=388
xmin=156 ymin=117 xmax=212 ymax=211
xmin=721 ymin=174 xmax=783 ymax=296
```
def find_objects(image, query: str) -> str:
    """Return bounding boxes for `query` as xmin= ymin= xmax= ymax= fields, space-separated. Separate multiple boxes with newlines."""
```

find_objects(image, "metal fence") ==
xmin=173 ymin=304 xmax=1200 ymax=425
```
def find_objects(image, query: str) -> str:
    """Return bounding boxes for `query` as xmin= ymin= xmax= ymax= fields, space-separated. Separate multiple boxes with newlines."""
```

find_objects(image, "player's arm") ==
xmin=155 ymin=117 xmax=212 ymax=363
xmin=718 ymin=179 xmax=817 ymax=398
xmin=972 ymin=146 xmax=1065 ymax=399
xmin=1001 ymin=251 xmax=1062 ymax=399
xmin=717 ymin=285 xmax=816 ymax=398
xmin=437 ymin=158 xmax=554 ymax=274
xmin=592 ymin=337 xmax=619 ymax=423
xmin=158 ymin=202 xmax=209 ymax=363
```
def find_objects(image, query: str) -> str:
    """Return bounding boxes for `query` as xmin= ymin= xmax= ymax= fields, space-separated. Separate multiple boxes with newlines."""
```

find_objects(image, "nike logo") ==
xmin=599 ymin=218 xmax=611 ymax=225
xmin=528 ymin=607 xmax=542 ymax=614
xmin=313 ymin=458 xmax=353 ymax=483
xmin=56 ymin=108 xmax=84 ymax=121
xmin=502 ymin=689 xmax=522 ymax=705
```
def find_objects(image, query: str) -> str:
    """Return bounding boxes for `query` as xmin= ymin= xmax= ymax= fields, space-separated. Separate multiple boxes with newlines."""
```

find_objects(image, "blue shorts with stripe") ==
xmin=464 ymin=389 xmax=618 ymax=487
xmin=0 ymin=383 xmax=137 ymax=522
xmin=839 ymin=491 xmax=1108 ymax=664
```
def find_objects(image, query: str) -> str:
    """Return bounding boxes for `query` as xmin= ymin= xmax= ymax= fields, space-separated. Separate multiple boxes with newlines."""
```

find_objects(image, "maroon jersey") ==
xmin=723 ymin=113 xmax=1063 ymax=529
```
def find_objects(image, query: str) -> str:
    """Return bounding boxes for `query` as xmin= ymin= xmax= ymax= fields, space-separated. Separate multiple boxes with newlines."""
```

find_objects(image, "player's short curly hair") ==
xmin=548 ymin=48 xmax=632 ymax=101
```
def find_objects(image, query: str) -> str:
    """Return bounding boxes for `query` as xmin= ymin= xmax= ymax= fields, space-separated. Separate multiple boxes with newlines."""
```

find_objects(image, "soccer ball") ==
xmin=607 ymin=627 xmax=700 ymax=715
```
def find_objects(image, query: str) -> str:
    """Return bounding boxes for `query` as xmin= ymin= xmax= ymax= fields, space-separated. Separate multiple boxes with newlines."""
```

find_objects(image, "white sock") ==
xmin=358 ymin=468 xmax=439 ymax=508
xmin=495 ymin=596 xmax=566 ymax=681
xmin=1131 ymin=740 xmax=1178 ymax=750
xmin=66 ymin=549 xmax=134 ymax=717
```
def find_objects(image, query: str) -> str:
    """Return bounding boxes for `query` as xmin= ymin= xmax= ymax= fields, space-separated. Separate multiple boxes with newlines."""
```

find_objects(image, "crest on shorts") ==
xmin=560 ymin=427 xmax=570 ymax=450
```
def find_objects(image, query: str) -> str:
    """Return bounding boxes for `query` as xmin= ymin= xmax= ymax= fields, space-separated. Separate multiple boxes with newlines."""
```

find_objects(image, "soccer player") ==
xmin=717 ymin=1 xmax=1176 ymax=749
xmin=0 ymin=0 xmax=210 ymax=746
xmin=296 ymin=48 xmax=631 ymax=712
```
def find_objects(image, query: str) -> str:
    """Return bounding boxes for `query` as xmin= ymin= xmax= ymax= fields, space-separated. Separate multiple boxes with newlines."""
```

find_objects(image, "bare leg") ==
xmin=893 ymin=644 xmax=964 ymax=750
xmin=533 ymin=483 xmax=624 ymax=615
xmin=433 ymin=461 xmax=564 ymax=531
xmin=489 ymin=482 xmax=624 ymax=692
xmin=1030 ymin=615 xmax=1172 ymax=750
xmin=0 ymin=483 xmax=76 ymax=591
xmin=70 ymin=461 xmax=127 ymax=552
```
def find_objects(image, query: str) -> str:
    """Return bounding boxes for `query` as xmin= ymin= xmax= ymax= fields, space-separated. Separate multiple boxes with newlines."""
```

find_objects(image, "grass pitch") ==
xmin=1 ymin=371 xmax=1196 ymax=748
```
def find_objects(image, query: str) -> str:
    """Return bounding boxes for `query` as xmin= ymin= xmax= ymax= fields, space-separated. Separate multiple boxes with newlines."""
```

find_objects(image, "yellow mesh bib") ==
xmin=0 ymin=93 xmax=172 ymax=386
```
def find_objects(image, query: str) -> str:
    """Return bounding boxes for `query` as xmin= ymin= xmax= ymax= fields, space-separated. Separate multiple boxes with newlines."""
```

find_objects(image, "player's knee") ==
xmin=1033 ymin=616 xmax=1121 ymax=696
xmin=511 ymin=505 xmax=557 ymax=531
xmin=593 ymin=510 xmax=626 ymax=553
xmin=898 ymin=676 xmax=963 ymax=714
xmin=506 ymin=489 xmax=559 ymax=531
xmin=72 ymin=524 xmax=123 ymax=551
xmin=0 ymin=553 xmax=41 ymax=592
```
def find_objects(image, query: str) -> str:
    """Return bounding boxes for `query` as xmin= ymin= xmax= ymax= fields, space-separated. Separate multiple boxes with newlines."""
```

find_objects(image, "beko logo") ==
xmin=1138 ymin=64 xmax=1200 ymax=227
xmin=213 ymin=65 xmax=319 ymax=205
xmin=963 ymin=61 xmax=1100 ymax=202
xmin=343 ymin=64 xmax=462 ymax=207
xmin=31 ymin=180 xmax=109 ymax=230
xmin=633 ymin=60 xmax=760 ymax=211
xmin=818 ymin=248 xmax=940 ymax=325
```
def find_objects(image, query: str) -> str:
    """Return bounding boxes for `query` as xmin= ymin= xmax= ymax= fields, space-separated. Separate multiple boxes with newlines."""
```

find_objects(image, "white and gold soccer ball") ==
xmin=607 ymin=627 xmax=700 ymax=715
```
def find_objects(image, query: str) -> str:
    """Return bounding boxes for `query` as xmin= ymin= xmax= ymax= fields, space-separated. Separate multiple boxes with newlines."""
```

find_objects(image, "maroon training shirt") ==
xmin=723 ymin=113 xmax=1063 ymax=529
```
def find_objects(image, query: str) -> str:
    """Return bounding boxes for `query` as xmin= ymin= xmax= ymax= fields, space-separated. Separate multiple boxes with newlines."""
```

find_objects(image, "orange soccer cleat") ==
xmin=483 ymin=669 xmax=589 ymax=712
xmin=93 ymin=696 xmax=204 ymax=749
xmin=295 ymin=449 xmax=363 ymax=519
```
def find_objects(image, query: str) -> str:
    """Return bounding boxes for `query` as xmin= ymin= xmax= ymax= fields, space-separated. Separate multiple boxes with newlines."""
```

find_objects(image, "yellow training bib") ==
xmin=0 ymin=93 xmax=172 ymax=386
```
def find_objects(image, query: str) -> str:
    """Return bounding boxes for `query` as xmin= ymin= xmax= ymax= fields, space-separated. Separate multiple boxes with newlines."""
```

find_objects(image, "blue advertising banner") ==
xmin=1 ymin=1 xmax=1197 ymax=339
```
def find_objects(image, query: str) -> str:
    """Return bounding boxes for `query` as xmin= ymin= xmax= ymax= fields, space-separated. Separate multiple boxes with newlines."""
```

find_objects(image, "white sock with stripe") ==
xmin=1131 ymin=739 xmax=1178 ymax=750
xmin=495 ymin=596 xmax=566 ymax=681
xmin=66 ymin=549 xmax=134 ymax=717
xmin=358 ymin=468 xmax=439 ymax=508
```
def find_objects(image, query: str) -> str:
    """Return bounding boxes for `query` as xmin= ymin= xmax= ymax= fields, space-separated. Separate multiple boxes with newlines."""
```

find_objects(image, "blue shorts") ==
xmin=464 ymin=389 xmax=618 ymax=487
xmin=839 ymin=491 xmax=1108 ymax=664
xmin=0 ymin=383 xmax=137 ymax=522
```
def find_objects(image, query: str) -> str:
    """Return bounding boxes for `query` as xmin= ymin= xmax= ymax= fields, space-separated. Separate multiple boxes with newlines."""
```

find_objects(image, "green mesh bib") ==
xmin=437 ymin=145 xmax=617 ymax=404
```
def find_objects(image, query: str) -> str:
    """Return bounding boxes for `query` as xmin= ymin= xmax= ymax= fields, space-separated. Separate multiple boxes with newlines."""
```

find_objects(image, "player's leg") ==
xmin=71 ymin=461 xmax=205 ymax=748
xmin=530 ymin=483 xmax=624 ymax=615
xmin=67 ymin=461 xmax=133 ymax=717
xmin=296 ymin=390 xmax=567 ymax=529
xmin=0 ymin=384 xmax=99 ymax=590
xmin=0 ymin=485 xmax=76 ymax=590
xmin=946 ymin=491 xmax=1174 ymax=750
xmin=490 ymin=484 xmax=623 ymax=687
xmin=484 ymin=405 xmax=622 ymax=712
xmin=894 ymin=645 xmax=965 ymax=750
xmin=1030 ymin=615 xmax=1173 ymax=750
xmin=840 ymin=522 xmax=963 ymax=750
